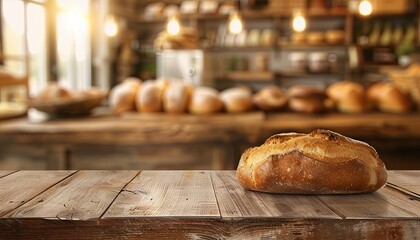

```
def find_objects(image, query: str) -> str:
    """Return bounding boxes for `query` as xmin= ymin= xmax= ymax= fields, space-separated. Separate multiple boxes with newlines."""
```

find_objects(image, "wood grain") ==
xmin=7 ymin=171 xmax=138 ymax=220
xmin=0 ymin=170 xmax=17 ymax=178
xmin=0 ymin=171 xmax=75 ymax=217
xmin=387 ymin=171 xmax=420 ymax=196
xmin=0 ymin=218 xmax=418 ymax=240
xmin=104 ymin=171 xmax=219 ymax=218
xmin=318 ymin=186 xmax=419 ymax=219
xmin=211 ymin=171 xmax=340 ymax=219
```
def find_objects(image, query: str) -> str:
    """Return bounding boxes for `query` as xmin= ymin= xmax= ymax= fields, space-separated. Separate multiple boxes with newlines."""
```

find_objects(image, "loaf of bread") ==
xmin=326 ymin=81 xmax=368 ymax=113
xmin=220 ymin=87 xmax=254 ymax=113
xmin=367 ymin=82 xmax=413 ymax=113
xmin=189 ymin=87 xmax=223 ymax=115
xmin=136 ymin=80 xmax=164 ymax=112
xmin=287 ymin=85 xmax=326 ymax=113
xmin=253 ymin=86 xmax=288 ymax=111
xmin=109 ymin=78 xmax=141 ymax=114
xmin=237 ymin=129 xmax=387 ymax=194
xmin=163 ymin=82 xmax=191 ymax=113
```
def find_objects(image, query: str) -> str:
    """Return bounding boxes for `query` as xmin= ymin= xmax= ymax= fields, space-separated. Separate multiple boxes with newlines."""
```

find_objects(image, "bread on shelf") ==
xmin=220 ymin=87 xmax=254 ymax=113
xmin=109 ymin=78 xmax=141 ymax=114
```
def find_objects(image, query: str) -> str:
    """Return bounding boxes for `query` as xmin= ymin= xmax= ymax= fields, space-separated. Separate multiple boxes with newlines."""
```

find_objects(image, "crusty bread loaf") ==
xmin=236 ymin=129 xmax=387 ymax=194
xmin=109 ymin=78 xmax=141 ymax=114
xmin=253 ymin=86 xmax=288 ymax=111
xmin=162 ymin=82 xmax=191 ymax=113
xmin=367 ymin=82 xmax=413 ymax=113
xmin=136 ymin=80 xmax=164 ymax=112
xmin=326 ymin=81 xmax=368 ymax=113
xmin=220 ymin=87 xmax=254 ymax=113
xmin=189 ymin=87 xmax=223 ymax=115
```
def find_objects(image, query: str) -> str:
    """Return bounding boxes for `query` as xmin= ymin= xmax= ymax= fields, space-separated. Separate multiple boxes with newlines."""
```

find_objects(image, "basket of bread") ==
xmin=29 ymin=84 xmax=107 ymax=116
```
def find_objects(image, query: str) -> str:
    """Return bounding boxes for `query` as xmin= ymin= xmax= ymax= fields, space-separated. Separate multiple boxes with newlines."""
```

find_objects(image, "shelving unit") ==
xmin=110 ymin=0 xmax=420 ymax=89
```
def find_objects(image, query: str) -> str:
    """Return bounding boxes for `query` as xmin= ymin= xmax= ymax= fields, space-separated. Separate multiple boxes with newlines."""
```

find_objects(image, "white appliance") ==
xmin=157 ymin=50 xmax=213 ymax=87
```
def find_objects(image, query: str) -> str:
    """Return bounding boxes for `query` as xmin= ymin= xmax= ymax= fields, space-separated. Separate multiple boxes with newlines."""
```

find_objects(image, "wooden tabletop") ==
xmin=0 ymin=170 xmax=418 ymax=239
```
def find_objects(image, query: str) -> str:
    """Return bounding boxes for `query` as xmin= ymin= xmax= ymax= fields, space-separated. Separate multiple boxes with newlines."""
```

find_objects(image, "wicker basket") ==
xmin=28 ymin=91 xmax=107 ymax=117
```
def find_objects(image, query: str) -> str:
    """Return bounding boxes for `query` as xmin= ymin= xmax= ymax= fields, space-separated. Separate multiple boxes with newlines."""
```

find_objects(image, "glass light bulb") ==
xmin=104 ymin=16 xmax=118 ymax=37
xmin=292 ymin=15 xmax=306 ymax=32
xmin=167 ymin=16 xmax=180 ymax=35
xmin=359 ymin=0 xmax=372 ymax=16
xmin=228 ymin=15 xmax=243 ymax=34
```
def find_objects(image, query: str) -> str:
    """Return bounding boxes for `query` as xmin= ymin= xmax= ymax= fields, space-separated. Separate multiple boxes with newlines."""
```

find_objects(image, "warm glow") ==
xmin=292 ymin=15 xmax=306 ymax=32
xmin=228 ymin=12 xmax=243 ymax=34
xmin=167 ymin=15 xmax=180 ymax=35
xmin=104 ymin=16 xmax=118 ymax=37
xmin=359 ymin=0 xmax=372 ymax=16
xmin=27 ymin=3 xmax=45 ymax=54
xmin=2 ymin=0 xmax=24 ymax=35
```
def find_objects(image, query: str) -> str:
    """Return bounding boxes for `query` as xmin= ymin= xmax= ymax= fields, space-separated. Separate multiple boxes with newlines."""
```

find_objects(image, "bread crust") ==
xmin=236 ymin=130 xmax=387 ymax=194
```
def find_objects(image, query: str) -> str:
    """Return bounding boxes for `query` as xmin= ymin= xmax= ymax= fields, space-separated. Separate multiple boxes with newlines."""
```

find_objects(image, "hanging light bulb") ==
xmin=359 ymin=0 xmax=372 ymax=16
xmin=104 ymin=15 xmax=118 ymax=37
xmin=167 ymin=15 xmax=180 ymax=35
xmin=228 ymin=11 xmax=243 ymax=34
xmin=292 ymin=10 xmax=306 ymax=32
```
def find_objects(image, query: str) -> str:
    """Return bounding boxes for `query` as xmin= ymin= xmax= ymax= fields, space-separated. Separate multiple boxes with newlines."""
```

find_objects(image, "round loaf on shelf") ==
xmin=162 ymin=82 xmax=191 ymax=113
xmin=220 ymin=87 xmax=254 ymax=113
xmin=326 ymin=81 xmax=368 ymax=113
xmin=109 ymin=78 xmax=141 ymax=114
xmin=288 ymin=98 xmax=326 ymax=113
xmin=367 ymin=82 xmax=413 ymax=113
xmin=253 ymin=86 xmax=288 ymax=111
xmin=287 ymin=85 xmax=326 ymax=113
xmin=287 ymin=85 xmax=325 ymax=99
xmin=136 ymin=80 xmax=164 ymax=112
xmin=189 ymin=87 xmax=223 ymax=115
xmin=236 ymin=129 xmax=387 ymax=194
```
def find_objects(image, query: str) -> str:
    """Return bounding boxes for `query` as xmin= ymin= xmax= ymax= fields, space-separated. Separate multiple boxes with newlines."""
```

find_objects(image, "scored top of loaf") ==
xmin=240 ymin=129 xmax=381 ymax=170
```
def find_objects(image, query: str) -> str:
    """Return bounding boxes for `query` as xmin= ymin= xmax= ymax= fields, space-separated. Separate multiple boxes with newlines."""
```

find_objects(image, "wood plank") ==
xmin=211 ymin=171 xmax=340 ymax=219
xmin=387 ymin=171 xmax=420 ymax=196
xmin=0 ymin=218 xmax=419 ymax=240
xmin=318 ymin=186 xmax=419 ymax=219
xmin=104 ymin=171 xmax=219 ymax=218
xmin=0 ymin=170 xmax=17 ymax=178
xmin=7 ymin=171 xmax=138 ymax=220
xmin=0 ymin=171 xmax=75 ymax=217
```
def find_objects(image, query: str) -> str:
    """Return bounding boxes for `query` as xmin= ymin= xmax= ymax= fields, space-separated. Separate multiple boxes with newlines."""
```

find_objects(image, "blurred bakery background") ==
xmin=0 ymin=0 xmax=419 ymax=170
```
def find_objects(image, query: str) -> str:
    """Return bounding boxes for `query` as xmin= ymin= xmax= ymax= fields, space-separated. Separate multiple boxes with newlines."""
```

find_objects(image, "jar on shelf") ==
xmin=289 ymin=52 xmax=307 ymax=73
xmin=308 ymin=52 xmax=329 ymax=73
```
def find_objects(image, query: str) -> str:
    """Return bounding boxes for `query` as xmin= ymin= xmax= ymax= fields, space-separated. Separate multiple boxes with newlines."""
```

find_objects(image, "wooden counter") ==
xmin=0 ymin=170 xmax=418 ymax=239
xmin=0 ymin=112 xmax=420 ymax=170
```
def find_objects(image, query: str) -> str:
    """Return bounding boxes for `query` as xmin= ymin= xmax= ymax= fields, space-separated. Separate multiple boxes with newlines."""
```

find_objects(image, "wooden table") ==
xmin=0 ymin=170 xmax=418 ymax=239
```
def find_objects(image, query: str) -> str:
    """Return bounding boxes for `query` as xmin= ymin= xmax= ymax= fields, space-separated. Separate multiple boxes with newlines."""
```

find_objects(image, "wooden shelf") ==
xmin=276 ymin=71 xmax=343 ymax=78
xmin=218 ymin=71 xmax=274 ymax=82
xmin=207 ymin=46 xmax=274 ymax=52
xmin=279 ymin=44 xmax=348 ymax=50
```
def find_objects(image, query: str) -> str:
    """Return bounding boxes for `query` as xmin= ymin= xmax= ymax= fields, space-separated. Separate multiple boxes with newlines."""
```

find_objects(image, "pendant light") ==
xmin=359 ymin=0 xmax=372 ymax=16
xmin=167 ymin=14 xmax=181 ymax=35
xmin=228 ymin=11 xmax=243 ymax=34
xmin=292 ymin=9 xmax=306 ymax=33
xmin=104 ymin=15 xmax=118 ymax=37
